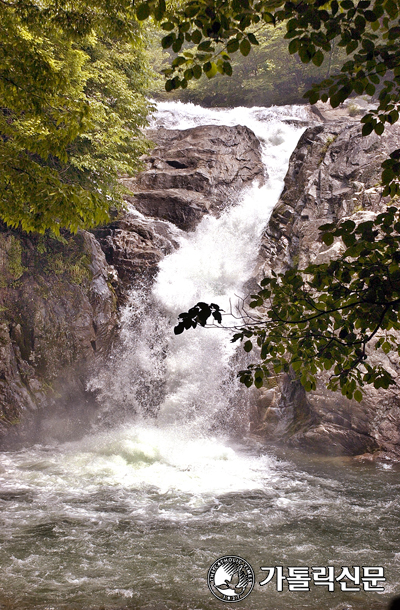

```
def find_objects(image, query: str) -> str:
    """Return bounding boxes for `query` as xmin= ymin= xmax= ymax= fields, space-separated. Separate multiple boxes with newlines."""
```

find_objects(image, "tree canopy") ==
xmin=148 ymin=19 xmax=348 ymax=107
xmin=0 ymin=0 xmax=152 ymax=234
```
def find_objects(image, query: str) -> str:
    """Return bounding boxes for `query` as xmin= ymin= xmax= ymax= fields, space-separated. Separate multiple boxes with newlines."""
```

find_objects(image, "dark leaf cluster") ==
xmin=144 ymin=0 xmax=400 ymax=196
xmin=174 ymin=302 xmax=222 ymax=334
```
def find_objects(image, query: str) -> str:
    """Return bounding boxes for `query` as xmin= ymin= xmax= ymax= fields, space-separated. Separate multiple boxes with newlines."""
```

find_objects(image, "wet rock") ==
xmin=122 ymin=124 xmax=265 ymax=230
xmin=93 ymin=213 xmax=180 ymax=300
xmin=95 ymin=123 xmax=265 ymax=298
xmin=256 ymin=120 xmax=400 ymax=457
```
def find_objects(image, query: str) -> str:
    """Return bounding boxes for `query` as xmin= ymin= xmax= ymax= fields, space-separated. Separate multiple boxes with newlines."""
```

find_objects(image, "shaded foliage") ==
xmin=151 ymin=23 xmax=346 ymax=107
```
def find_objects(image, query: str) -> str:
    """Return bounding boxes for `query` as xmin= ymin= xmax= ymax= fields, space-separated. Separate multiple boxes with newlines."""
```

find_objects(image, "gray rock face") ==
xmin=0 ymin=228 xmax=118 ymax=448
xmin=255 ymin=120 xmax=400 ymax=458
xmin=122 ymin=124 xmax=265 ymax=231
xmin=94 ymin=214 xmax=180 ymax=300
xmin=95 ymin=124 xmax=265 ymax=298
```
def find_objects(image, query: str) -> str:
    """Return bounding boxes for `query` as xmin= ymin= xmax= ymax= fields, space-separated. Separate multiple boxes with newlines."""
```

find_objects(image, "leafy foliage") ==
xmin=175 ymin=208 xmax=400 ymax=401
xmin=174 ymin=302 xmax=222 ymax=334
xmin=0 ymin=1 xmax=152 ymax=234
xmin=151 ymin=23 xmax=346 ymax=107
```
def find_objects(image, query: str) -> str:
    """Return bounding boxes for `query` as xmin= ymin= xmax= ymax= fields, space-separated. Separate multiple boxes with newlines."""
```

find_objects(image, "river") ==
xmin=0 ymin=102 xmax=398 ymax=610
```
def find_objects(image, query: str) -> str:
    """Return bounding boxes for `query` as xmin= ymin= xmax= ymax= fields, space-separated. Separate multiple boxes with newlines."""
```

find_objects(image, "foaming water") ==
xmin=0 ymin=435 xmax=399 ymax=610
xmin=0 ymin=102 xmax=398 ymax=610
xmin=90 ymin=101 xmax=307 ymax=429
xmin=150 ymin=102 xmax=306 ymax=426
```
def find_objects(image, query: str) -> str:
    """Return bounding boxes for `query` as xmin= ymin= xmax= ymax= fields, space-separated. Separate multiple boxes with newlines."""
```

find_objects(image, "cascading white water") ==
xmin=150 ymin=103 xmax=308 ymax=427
xmin=0 ymin=102 xmax=398 ymax=610
xmin=89 ymin=101 xmax=309 ymax=431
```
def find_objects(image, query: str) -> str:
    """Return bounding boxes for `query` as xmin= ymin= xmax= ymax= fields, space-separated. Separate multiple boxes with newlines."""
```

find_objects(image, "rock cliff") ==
xmin=254 ymin=119 xmax=400 ymax=459
xmin=0 ymin=228 xmax=117 ymax=447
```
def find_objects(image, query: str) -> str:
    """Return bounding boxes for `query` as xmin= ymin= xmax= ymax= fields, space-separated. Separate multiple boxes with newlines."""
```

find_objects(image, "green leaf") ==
xmin=193 ymin=64 xmax=202 ymax=79
xmin=198 ymin=40 xmax=212 ymax=51
xmin=244 ymin=340 xmax=253 ymax=352
xmin=161 ymin=21 xmax=175 ymax=31
xmin=136 ymin=3 xmax=151 ymax=20
xmin=346 ymin=39 xmax=358 ymax=54
xmin=240 ymin=38 xmax=251 ymax=56
xmin=254 ymin=375 xmax=263 ymax=389
xmin=205 ymin=62 xmax=218 ymax=78
xmin=227 ymin=39 xmax=239 ymax=53
xmin=191 ymin=29 xmax=202 ymax=44
xmin=154 ymin=0 xmax=166 ymax=21
xmin=362 ymin=122 xmax=374 ymax=136
xmin=382 ymin=167 xmax=395 ymax=184
xmin=298 ymin=46 xmax=312 ymax=63
xmin=312 ymin=50 xmax=324 ymax=67
xmin=388 ymin=27 xmax=400 ymax=40
xmin=322 ymin=232 xmax=334 ymax=246
xmin=364 ymin=10 xmax=377 ymax=21
xmin=263 ymin=12 xmax=275 ymax=23
xmin=385 ymin=0 xmax=398 ymax=19
xmin=162 ymin=34 xmax=175 ymax=49
xmin=223 ymin=61 xmax=233 ymax=76
xmin=248 ymin=33 xmax=259 ymax=45
xmin=172 ymin=39 xmax=183 ymax=53
xmin=307 ymin=90 xmax=320 ymax=105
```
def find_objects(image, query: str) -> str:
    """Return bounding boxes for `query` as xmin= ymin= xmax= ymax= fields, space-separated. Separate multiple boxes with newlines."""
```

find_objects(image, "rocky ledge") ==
xmin=125 ymin=124 xmax=265 ymax=230
xmin=94 ymin=123 xmax=265 ymax=298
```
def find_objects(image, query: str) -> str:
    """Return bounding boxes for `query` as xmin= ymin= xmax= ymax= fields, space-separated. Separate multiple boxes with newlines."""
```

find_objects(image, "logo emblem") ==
xmin=207 ymin=555 xmax=255 ymax=603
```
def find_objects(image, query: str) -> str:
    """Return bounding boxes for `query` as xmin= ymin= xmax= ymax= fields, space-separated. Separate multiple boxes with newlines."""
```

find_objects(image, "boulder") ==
xmin=122 ymin=124 xmax=265 ymax=230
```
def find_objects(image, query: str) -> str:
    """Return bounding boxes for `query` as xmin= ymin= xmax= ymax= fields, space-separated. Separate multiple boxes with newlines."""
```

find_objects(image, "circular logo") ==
xmin=207 ymin=555 xmax=255 ymax=603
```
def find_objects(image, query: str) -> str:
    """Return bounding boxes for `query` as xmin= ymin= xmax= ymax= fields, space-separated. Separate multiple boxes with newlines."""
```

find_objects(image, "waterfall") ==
xmin=88 ymin=101 xmax=309 ymax=432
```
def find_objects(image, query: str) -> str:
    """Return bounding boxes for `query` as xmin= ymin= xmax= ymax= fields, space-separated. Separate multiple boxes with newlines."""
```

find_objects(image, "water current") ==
xmin=0 ymin=102 xmax=399 ymax=610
